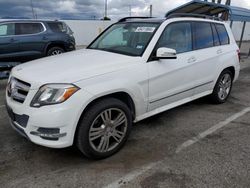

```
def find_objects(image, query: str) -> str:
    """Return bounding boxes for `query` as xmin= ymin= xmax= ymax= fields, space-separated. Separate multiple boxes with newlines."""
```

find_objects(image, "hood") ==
xmin=11 ymin=49 xmax=140 ymax=89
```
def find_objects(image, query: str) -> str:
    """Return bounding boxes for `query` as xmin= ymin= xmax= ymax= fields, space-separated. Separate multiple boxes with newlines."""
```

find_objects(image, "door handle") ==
xmin=188 ymin=56 xmax=197 ymax=63
xmin=217 ymin=49 xmax=223 ymax=54
xmin=10 ymin=38 xmax=18 ymax=42
xmin=43 ymin=36 xmax=48 ymax=40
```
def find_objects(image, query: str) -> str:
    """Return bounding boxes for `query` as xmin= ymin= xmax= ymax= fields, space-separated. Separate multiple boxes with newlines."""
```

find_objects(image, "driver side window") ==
xmin=157 ymin=22 xmax=192 ymax=54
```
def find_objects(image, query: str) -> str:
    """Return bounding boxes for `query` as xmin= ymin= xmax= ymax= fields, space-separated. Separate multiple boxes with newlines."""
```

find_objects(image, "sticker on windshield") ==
xmin=135 ymin=27 xmax=155 ymax=33
xmin=136 ymin=44 xmax=144 ymax=49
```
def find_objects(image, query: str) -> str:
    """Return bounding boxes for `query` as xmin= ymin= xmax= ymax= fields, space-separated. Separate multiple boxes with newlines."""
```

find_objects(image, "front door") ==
xmin=148 ymin=22 xmax=196 ymax=111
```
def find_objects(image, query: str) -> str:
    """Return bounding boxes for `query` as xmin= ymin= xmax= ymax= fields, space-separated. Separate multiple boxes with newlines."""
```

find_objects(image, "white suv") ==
xmin=6 ymin=16 xmax=240 ymax=159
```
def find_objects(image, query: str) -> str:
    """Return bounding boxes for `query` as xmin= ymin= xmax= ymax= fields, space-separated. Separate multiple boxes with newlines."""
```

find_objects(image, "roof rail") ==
xmin=166 ymin=13 xmax=223 ymax=21
xmin=118 ymin=16 xmax=154 ymax=22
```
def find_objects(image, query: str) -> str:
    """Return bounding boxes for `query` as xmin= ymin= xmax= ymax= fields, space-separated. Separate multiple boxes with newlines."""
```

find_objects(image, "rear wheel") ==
xmin=76 ymin=98 xmax=132 ymax=159
xmin=47 ymin=47 xmax=65 ymax=56
xmin=210 ymin=70 xmax=233 ymax=104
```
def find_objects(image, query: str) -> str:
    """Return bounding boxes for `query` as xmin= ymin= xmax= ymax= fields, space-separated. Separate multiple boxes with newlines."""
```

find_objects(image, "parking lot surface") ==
xmin=0 ymin=60 xmax=250 ymax=188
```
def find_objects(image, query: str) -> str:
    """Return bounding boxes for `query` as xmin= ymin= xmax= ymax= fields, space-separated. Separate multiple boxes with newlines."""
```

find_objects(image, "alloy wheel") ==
xmin=51 ymin=50 xmax=63 ymax=55
xmin=218 ymin=73 xmax=232 ymax=100
xmin=88 ymin=108 xmax=128 ymax=153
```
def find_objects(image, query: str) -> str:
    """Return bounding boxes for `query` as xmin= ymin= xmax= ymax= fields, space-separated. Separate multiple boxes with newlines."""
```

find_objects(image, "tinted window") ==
xmin=15 ymin=23 xmax=44 ymax=35
xmin=211 ymin=24 xmax=220 ymax=46
xmin=157 ymin=22 xmax=192 ymax=54
xmin=215 ymin=24 xmax=229 ymax=45
xmin=193 ymin=22 xmax=214 ymax=50
xmin=47 ymin=22 xmax=67 ymax=33
xmin=0 ymin=23 xmax=15 ymax=36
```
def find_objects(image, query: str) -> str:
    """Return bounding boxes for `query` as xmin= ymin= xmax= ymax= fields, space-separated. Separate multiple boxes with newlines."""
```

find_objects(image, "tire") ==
xmin=47 ymin=47 xmax=65 ymax=56
xmin=210 ymin=69 xmax=233 ymax=104
xmin=76 ymin=98 xmax=132 ymax=159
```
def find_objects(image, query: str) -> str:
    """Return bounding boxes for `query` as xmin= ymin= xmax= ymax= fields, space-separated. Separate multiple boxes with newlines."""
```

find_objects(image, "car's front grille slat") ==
xmin=15 ymin=81 xmax=30 ymax=92
xmin=12 ymin=92 xmax=27 ymax=102
xmin=7 ymin=77 xmax=31 ymax=103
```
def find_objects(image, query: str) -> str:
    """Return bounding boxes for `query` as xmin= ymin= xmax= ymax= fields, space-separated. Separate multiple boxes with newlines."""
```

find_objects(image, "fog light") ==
xmin=30 ymin=128 xmax=66 ymax=141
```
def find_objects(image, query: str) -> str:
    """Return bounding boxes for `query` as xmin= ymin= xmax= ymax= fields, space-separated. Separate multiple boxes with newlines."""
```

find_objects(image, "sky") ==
xmin=0 ymin=0 xmax=250 ymax=20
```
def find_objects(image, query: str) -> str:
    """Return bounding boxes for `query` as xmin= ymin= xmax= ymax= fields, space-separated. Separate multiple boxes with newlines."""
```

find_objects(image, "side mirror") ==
xmin=156 ymin=47 xmax=177 ymax=59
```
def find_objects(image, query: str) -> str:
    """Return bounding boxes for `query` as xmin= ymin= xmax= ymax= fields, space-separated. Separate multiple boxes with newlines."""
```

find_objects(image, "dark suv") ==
xmin=0 ymin=20 xmax=75 ymax=63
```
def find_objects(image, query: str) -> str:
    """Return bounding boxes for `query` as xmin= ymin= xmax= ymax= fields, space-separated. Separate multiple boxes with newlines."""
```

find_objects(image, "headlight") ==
xmin=30 ymin=84 xmax=79 ymax=107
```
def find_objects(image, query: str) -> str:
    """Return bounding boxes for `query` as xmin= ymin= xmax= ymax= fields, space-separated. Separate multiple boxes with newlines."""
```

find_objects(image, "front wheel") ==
xmin=76 ymin=98 xmax=132 ymax=159
xmin=210 ymin=70 xmax=233 ymax=104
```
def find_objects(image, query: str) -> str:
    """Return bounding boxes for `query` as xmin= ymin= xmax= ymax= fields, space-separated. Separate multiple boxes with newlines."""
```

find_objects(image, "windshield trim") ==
xmin=87 ymin=22 xmax=161 ymax=57
xmin=89 ymin=48 xmax=142 ymax=57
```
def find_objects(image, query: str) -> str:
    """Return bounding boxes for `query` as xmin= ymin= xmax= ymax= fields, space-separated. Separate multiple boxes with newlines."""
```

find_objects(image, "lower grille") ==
xmin=7 ymin=77 xmax=31 ymax=103
xmin=10 ymin=120 xmax=29 ymax=139
xmin=6 ymin=103 xmax=29 ymax=128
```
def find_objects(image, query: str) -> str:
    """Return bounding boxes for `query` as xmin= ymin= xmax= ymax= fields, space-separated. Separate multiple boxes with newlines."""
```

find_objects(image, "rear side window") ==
xmin=215 ymin=24 xmax=229 ymax=45
xmin=157 ymin=22 xmax=192 ymax=54
xmin=211 ymin=24 xmax=220 ymax=46
xmin=47 ymin=22 xmax=67 ymax=33
xmin=0 ymin=23 xmax=15 ymax=36
xmin=192 ymin=22 xmax=214 ymax=50
xmin=15 ymin=23 xmax=44 ymax=35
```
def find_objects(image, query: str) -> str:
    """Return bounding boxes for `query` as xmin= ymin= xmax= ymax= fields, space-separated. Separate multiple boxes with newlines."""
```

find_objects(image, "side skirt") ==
xmin=134 ymin=90 xmax=213 ymax=123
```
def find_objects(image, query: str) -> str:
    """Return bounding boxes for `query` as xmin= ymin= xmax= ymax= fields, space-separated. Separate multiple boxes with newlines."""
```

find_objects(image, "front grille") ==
xmin=7 ymin=77 xmax=31 ymax=103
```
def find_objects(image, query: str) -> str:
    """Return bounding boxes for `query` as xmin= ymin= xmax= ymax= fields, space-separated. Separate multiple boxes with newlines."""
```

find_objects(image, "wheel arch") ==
xmin=213 ymin=66 xmax=236 ymax=89
xmin=223 ymin=66 xmax=235 ymax=80
xmin=79 ymin=91 xmax=136 ymax=121
xmin=45 ymin=42 xmax=66 ymax=55
xmin=73 ymin=91 xmax=136 ymax=144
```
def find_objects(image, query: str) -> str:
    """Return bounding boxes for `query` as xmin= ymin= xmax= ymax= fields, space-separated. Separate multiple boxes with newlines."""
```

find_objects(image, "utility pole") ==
xmin=30 ymin=0 xmax=35 ymax=19
xmin=104 ymin=0 xmax=108 ymax=18
xmin=129 ymin=5 xmax=132 ymax=17
xmin=217 ymin=0 xmax=222 ymax=4
xmin=149 ymin=5 xmax=153 ymax=17
xmin=225 ymin=0 xmax=231 ymax=5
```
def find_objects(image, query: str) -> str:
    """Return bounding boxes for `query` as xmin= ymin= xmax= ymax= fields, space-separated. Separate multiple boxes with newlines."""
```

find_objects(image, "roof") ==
xmin=123 ymin=18 xmax=165 ymax=23
xmin=0 ymin=19 xmax=61 ymax=23
xmin=166 ymin=0 xmax=250 ymax=22
xmin=118 ymin=17 xmax=165 ymax=23
xmin=117 ymin=16 xmax=222 ymax=25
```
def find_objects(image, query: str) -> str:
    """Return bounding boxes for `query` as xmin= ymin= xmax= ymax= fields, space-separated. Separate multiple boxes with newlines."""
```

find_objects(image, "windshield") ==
xmin=88 ymin=22 xmax=160 ymax=56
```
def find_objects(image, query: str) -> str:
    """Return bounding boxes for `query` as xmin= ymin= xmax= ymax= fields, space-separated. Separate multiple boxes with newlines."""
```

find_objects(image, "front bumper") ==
xmin=5 ymin=86 xmax=93 ymax=148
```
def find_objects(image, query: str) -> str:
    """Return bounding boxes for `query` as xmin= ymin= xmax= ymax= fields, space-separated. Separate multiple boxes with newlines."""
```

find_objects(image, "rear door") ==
xmin=190 ymin=21 xmax=219 ymax=95
xmin=214 ymin=23 xmax=232 ymax=67
xmin=15 ymin=22 xmax=47 ymax=58
xmin=0 ymin=23 xmax=19 ymax=61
